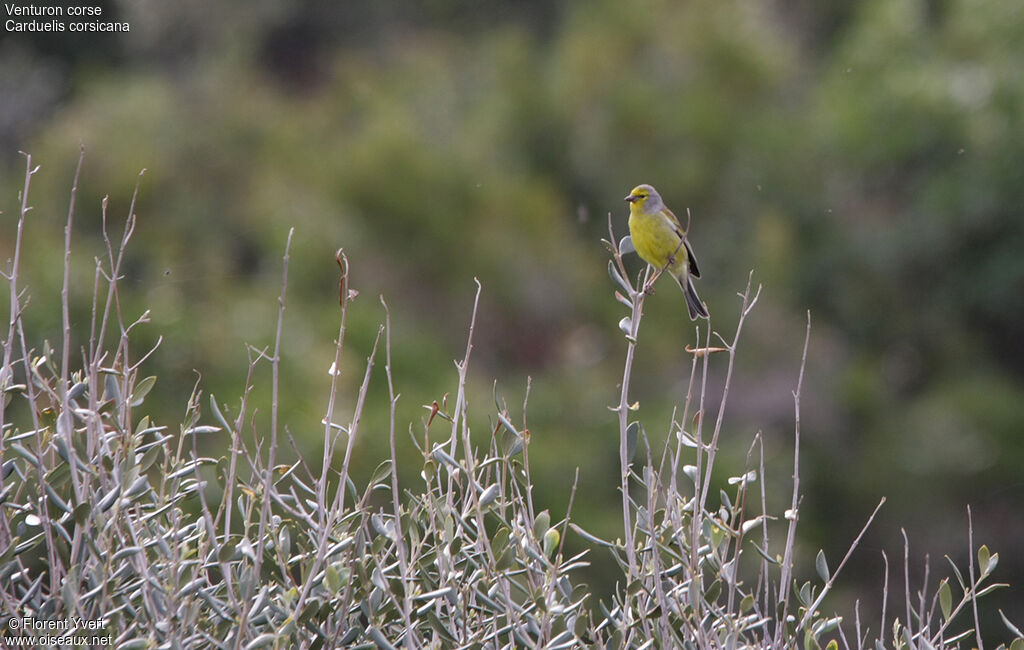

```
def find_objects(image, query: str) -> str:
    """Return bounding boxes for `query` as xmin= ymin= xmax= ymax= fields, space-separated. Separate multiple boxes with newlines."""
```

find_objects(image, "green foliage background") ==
xmin=3 ymin=0 xmax=1023 ymax=635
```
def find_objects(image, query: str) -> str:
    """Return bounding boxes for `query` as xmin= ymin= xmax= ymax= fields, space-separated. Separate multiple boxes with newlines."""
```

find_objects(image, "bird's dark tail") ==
xmin=675 ymin=274 xmax=709 ymax=320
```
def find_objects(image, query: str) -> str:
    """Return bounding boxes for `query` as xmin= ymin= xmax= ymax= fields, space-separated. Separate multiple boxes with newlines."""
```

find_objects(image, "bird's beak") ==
xmin=624 ymin=195 xmax=636 ymax=203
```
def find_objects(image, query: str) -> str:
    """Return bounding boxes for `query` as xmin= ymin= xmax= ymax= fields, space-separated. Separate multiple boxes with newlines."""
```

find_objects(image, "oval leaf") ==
xmin=130 ymin=375 xmax=157 ymax=407
xmin=479 ymin=484 xmax=500 ymax=508
xmin=815 ymin=549 xmax=830 ymax=582
xmin=534 ymin=510 xmax=551 ymax=539
xmin=978 ymin=544 xmax=991 ymax=577
xmin=626 ymin=421 xmax=640 ymax=463
xmin=543 ymin=528 xmax=560 ymax=558
xmin=938 ymin=579 xmax=952 ymax=621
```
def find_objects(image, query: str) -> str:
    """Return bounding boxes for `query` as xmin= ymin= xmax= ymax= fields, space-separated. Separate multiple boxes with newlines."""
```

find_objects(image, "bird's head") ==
xmin=624 ymin=184 xmax=663 ymax=214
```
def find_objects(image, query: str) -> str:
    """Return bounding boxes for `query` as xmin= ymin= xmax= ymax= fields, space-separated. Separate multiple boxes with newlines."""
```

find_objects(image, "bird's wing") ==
xmin=663 ymin=206 xmax=700 ymax=276
xmin=663 ymin=206 xmax=686 ymax=238
xmin=684 ymin=238 xmax=700 ymax=278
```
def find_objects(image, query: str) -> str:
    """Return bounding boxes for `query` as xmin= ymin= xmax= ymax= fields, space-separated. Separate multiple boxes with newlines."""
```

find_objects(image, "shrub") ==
xmin=1 ymin=154 xmax=1020 ymax=648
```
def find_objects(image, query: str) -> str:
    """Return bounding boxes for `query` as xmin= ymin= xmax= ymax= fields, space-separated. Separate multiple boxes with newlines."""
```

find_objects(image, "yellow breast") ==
xmin=628 ymin=211 xmax=686 ymax=274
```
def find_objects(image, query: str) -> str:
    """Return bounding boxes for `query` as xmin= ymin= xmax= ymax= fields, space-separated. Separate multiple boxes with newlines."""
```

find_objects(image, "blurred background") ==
xmin=2 ymin=0 xmax=1022 ymax=639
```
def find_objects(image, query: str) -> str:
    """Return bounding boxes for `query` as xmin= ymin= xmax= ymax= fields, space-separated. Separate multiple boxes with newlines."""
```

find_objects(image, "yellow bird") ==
xmin=625 ymin=184 xmax=709 ymax=320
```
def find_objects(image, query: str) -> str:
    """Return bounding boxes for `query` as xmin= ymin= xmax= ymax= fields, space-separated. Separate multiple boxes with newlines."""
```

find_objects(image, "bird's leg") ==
xmin=643 ymin=264 xmax=666 ymax=295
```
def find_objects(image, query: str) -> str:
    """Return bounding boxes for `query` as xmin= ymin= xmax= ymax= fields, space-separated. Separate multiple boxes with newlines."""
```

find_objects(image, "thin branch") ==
xmin=968 ymin=506 xmax=984 ymax=650
xmin=382 ymin=295 xmax=417 ymax=648
xmin=881 ymin=550 xmax=890 ymax=648
xmin=903 ymin=529 xmax=913 ymax=643
xmin=798 ymin=498 xmax=886 ymax=631
xmin=775 ymin=310 xmax=811 ymax=647
xmin=246 ymin=228 xmax=293 ymax=640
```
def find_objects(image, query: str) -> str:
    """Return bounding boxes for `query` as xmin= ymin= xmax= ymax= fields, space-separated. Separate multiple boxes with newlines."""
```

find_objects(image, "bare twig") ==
xmin=968 ymin=506 xmax=984 ymax=650
xmin=798 ymin=498 xmax=886 ymax=631
xmin=241 ymin=228 xmax=293 ymax=643
xmin=903 ymin=529 xmax=913 ymax=644
xmin=382 ymin=296 xmax=417 ymax=648
xmin=775 ymin=310 xmax=811 ymax=647
xmin=881 ymin=550 xmax=890 ymax=647
xmin=697 ymin=272 xmax=761 ymax=516
xmin=607 ymin=214 xmax=648 ymax=591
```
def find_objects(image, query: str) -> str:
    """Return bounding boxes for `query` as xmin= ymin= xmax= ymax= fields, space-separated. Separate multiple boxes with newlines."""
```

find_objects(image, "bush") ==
xmin=2 ymin=155 xmax=1020 ymax=648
